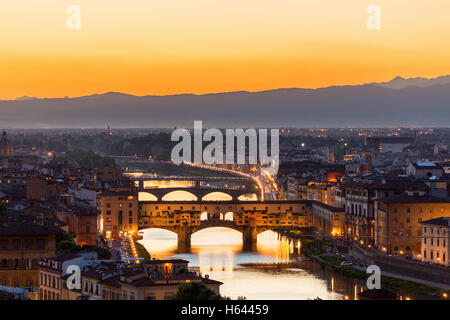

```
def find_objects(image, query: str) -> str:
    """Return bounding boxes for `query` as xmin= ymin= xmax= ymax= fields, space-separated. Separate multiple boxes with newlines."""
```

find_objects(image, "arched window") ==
xmin=1 ymin=259 xmax=7 ymax=269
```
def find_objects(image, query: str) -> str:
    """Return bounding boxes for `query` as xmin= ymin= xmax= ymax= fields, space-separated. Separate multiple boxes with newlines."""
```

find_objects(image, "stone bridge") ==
xmin=138 ymin=187 xmax=260 ymax=202
xmin=138 ymin=200 xmax=312 ymax=252
xmin=140 ymin=219 xmax=270 ymax=252
xmin=131 ymin=175 xmax=260 ymax=201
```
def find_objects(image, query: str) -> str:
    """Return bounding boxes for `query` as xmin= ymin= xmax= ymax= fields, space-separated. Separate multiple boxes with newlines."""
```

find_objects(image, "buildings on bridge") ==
xmin=138 ymin=200 xmax=313 ymax=250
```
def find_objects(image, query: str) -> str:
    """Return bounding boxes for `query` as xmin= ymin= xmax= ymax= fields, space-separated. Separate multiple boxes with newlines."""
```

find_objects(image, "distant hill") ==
xmin=373 ymin=75 xmax=450 ymax=90
xmin=1 ymin=75 xmax=449 ymax=128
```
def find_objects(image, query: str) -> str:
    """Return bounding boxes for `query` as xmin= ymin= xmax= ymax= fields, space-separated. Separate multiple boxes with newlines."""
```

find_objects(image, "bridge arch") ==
xmin=200 ymin=212 xmax=209 ymax=221
xmin=138 ymin=227 xmax=179 ymax=237
xmin=192 ymin=224 xmax=244 ymax=235
xmin=161 ymin=190 xmax=198 ymax=201
xmin=237 ymin=193 xmax=258 ymax=201
xmin=201 ymin=192 xmax=233 ymax=201
xmin=224 ymin=212 xmax=234 ymax=221
xmin=138 ymin=192 xmax=158 ymax=201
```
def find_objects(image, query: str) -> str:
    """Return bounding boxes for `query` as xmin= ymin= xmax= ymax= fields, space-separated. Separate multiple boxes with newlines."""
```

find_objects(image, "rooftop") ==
xmin=421 ymin=217 xmax=450 ymax=227
xmin=376 ymin=194 xmax=450 ymax=204
xmin=0 ymin=221 xmax=62 ymax=236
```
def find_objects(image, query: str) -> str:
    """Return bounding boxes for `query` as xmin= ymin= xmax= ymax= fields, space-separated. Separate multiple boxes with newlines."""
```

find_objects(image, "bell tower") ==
xmin=0 ymin=131 xmax=13 ymax=156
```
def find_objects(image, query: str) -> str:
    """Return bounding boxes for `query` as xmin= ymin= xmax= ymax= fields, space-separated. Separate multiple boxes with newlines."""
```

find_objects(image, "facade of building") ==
xmin=420 ymin=217 xmax=450 ymax=266
xmin=346 ymin=180 xmax=429 ymax=244
xmin=38 ymin=254 xmax=92 ymax=300
xmin=311 ymin=201 xmax=345 ymax=237
xmin=59 ymin=207 xmax=98 ymax=246
xmin=375 ymin=194 xmax=450 ymax=255
xmin=406 ymin=162 xmax=443 ymax=178
xmin=98 ymin=191 xmax=139 ymax=237
xmin=0 ymin=221 xmax=60 ymax=299
xmin=26 ymin=177 xmax=68 ymax=200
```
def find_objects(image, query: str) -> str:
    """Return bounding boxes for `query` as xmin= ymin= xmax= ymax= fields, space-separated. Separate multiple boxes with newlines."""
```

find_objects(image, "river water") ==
xmin=138 ymin=228 xmax=381 ymax=300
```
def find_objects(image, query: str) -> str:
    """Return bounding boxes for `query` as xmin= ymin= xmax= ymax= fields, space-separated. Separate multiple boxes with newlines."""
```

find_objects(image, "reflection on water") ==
xmin=139 ymin=228 xmax=357 ymax=300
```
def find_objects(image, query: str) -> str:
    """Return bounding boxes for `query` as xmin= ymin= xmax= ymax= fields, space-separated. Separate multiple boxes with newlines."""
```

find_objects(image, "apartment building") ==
xmin=420 ymin=217 xmax=450 ymax=266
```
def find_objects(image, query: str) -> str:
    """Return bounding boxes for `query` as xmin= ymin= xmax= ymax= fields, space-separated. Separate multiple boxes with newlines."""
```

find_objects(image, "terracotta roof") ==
xmin=0 ymin=222 xmax=62 ymax=235
xmin=48 ymin=254 xmax=81 ymax=262
xmin=311 ymin=201 xmax=345 ymax=212
xmin=344 ymin=180 xmax=429 ymax=191
xmin=99 ymin=274 xmax=121 ymax=288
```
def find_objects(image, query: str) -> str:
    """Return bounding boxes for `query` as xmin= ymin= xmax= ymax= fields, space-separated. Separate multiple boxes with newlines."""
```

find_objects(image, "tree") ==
xmin=172 ymin=282 xmax=226 ymax=300
xmin=57 ymin=240 xmax=80 ymax=253
xmin=56 ymin=231 xmax=75 ymax=244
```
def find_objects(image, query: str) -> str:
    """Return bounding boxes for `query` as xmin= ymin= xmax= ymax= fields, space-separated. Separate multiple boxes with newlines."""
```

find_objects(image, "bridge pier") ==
xmin=177 ymin=225 xmax=192 ymax=253
xmin=242 ymin=226 xmax=258 ymax=252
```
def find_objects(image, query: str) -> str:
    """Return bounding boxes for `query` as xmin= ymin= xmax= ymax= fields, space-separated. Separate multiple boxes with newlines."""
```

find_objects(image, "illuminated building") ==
xmin=420 ymin=217 xmax=449 ymax=266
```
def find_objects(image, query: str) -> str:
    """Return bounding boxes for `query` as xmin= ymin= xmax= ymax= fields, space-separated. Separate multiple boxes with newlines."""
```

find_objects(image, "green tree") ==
xmin=56 ymin=231 xmax=75 ymax=244
xmin=57 ymin=240 xmax=80 ymax=253
xmin=172 ymin=282 xmax=226 ymax=300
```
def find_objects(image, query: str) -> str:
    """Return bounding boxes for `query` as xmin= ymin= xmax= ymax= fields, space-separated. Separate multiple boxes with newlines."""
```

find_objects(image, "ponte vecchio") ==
xmin=138 ymin=200 xmax=312 ymax=251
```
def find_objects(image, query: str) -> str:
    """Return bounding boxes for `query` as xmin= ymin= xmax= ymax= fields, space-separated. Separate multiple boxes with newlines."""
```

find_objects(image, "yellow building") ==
xmin=98 ymin=191 xmax=139 ymax=237
xmin=375 ymin=194 xmax=450 ymax=255
xmin=420 ymin=217 xmax=450 ymax=266
xmin=311 ymin=201 xmax=346 ymax=237
xmin=0 ymin=221 xmax=60 ymax=299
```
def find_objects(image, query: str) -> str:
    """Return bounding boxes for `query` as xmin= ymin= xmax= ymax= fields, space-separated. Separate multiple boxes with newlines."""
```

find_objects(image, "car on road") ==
xmin=340 ymin=261 xmax=353 ymax=266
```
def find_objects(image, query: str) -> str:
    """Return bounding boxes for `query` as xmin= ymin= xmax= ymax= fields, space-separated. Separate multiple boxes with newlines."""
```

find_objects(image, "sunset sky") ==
xmin=1 ymin=0 xmax=450 ymax=99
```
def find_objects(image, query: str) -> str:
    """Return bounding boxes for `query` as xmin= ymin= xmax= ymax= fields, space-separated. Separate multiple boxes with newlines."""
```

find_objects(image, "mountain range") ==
xmin=1 ymin=75 xmax=450 ymax=128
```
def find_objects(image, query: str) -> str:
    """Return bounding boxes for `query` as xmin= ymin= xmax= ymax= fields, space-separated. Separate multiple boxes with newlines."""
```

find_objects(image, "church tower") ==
xmin=0 ymin=131 xmax=13 ymax=157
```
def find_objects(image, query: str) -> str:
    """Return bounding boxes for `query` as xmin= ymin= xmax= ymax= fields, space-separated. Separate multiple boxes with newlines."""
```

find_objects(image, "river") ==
xmin=138 ymin=227 xmax=396 ymax=300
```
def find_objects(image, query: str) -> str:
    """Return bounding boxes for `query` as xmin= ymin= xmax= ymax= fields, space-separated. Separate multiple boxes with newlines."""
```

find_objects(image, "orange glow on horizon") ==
xmin=1 ymin=0 xmax=450 ymax=99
